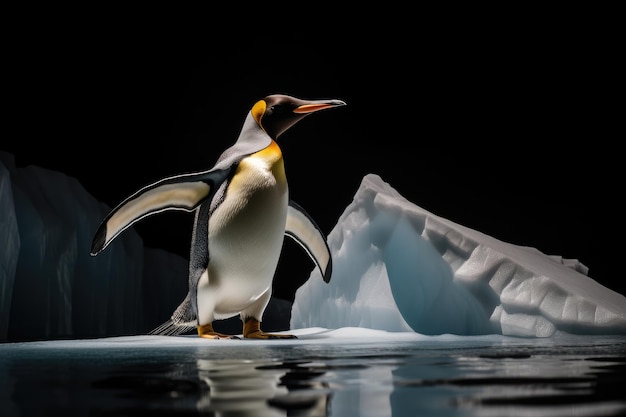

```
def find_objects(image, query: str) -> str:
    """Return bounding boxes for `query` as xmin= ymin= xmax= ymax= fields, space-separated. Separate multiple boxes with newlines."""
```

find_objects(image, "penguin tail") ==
xmin=148 ymin=320 xmax=195 ymax=336
xmin=147 ymin=293 xmax=197 ymax=336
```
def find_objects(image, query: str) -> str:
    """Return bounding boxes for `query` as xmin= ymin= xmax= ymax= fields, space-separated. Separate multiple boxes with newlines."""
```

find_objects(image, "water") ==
xmin=1 ymin=328 xmax=625 ymax=416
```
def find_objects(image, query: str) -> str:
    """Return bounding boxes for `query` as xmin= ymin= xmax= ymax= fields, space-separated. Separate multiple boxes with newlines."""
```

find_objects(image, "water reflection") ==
xmin=195 ymin=358 xmax=329 ymax=416
xmin=2 ymin=337 xmax=626 ymax=416
xmin=188 ymin=353 xmax=626 ymax=416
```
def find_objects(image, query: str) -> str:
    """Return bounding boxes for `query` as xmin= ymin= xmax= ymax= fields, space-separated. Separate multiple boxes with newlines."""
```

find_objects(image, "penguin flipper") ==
xmin=90 ymin=168 xmax=231 ymax=256
xmin=285 ymin=201 xmax=332 ymax=283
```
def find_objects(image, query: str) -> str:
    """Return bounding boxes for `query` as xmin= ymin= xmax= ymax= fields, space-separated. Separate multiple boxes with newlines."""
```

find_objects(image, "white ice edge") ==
xmin=3 ymin=327 xmax=625 ymax=351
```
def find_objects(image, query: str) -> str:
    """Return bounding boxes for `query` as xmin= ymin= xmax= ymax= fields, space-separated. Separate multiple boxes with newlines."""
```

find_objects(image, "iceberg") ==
xmin=290 ymin=174 xmax=626 ymax=337
xmin=0 ymin=152 xmax=189 ymax=341
xmin=0 ymin=160 xmax=19 ymax=341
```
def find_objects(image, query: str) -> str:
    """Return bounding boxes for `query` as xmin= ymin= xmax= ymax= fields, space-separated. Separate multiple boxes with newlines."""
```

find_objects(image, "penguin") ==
xmin=90 ymin=94 xmax=346 ymax=339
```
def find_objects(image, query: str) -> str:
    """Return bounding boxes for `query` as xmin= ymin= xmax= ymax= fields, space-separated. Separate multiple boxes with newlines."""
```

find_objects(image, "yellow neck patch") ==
xmin=255 ymin=140 xmax=286 ymax=182
xmin=252 ymin=100 xmax=266 ymax=126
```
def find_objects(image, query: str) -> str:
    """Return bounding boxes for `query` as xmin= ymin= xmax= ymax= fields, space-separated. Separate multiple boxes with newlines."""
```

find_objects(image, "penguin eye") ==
xmin=270 ymin=104 xmax=286 ymax=114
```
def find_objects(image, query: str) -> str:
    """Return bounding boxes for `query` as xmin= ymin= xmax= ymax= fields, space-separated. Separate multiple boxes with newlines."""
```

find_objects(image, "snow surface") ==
xmin=5 ymin=327 xmax=621 ymax=350
xmin=2 ymin=152 xmax=625 ymax=342
xmin=291 ymin=174 xmax=626 ymax=337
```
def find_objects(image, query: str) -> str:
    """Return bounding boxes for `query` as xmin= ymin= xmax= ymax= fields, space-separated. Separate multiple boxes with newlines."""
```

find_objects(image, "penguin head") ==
xmin=252 ymin=94 xmax=346 ymax=139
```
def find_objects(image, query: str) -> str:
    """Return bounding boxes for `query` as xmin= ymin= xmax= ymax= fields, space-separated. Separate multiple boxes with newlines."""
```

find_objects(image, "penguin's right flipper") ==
xmin=285 ymin=201 xmax=332 ymax=283
xmin=90 ymin=168 xmax=231 ymax=256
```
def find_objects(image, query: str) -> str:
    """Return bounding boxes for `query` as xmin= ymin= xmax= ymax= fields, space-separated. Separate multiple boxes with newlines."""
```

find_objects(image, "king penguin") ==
xmin=90 ymin=94 xmax=346 ymax=339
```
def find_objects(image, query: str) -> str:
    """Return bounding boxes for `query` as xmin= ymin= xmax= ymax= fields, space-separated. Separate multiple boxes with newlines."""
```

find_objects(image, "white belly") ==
xmin=199 ymin=165 xmax=288 ymax=319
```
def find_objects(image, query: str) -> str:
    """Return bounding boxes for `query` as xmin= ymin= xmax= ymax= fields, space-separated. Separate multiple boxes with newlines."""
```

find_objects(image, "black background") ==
xmin=4 ymin=10 xmax=623 ymax=301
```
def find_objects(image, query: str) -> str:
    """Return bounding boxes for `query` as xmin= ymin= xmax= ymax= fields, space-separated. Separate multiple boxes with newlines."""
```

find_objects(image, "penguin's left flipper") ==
xmin=285 ymin=201 xmax=332 ymax=283
xmin=90 ymin=168 xmax=231 ymax=256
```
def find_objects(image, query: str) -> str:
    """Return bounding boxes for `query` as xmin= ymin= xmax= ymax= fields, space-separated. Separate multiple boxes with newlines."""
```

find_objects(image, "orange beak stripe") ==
xmin=293 ymin=103 xmax=335 ymax=114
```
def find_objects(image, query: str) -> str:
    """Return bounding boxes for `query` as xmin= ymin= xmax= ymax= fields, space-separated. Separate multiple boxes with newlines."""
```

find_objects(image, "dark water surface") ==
xmin=1 ymin=329 xmax=625 ymax=416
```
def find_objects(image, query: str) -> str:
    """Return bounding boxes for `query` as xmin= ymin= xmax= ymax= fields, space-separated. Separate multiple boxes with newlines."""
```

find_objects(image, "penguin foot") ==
xmin=243 ymin=318 xmax=297 ymax=339
xmin=197 ymin=323 xmax=240 ymax=340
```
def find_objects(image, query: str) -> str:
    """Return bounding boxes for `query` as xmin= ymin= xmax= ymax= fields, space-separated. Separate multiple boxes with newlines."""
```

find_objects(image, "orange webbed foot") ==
xmin=197 ymin=323 xmax=240 ymax=340
xmin=243 ymin=318 xmax=297 ymax=339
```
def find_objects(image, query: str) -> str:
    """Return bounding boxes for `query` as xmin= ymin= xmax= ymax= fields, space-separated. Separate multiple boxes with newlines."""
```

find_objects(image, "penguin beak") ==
xmin=293 ymin=99 xmax=347 ymax=114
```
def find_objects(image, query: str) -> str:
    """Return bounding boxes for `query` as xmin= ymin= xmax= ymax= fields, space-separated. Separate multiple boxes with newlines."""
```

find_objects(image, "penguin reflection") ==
xmin=195 ymin=358 xmax=328 ymax=416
